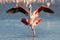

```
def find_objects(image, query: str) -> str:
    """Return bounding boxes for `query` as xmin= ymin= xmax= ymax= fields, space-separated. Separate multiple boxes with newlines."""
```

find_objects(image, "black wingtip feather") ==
xmin=43 ymin=7 xmax=54 ymax=13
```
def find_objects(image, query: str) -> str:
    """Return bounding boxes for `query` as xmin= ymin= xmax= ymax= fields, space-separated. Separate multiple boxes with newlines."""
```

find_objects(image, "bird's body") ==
xmin=6 ymin=5 xmax=54 ymax=36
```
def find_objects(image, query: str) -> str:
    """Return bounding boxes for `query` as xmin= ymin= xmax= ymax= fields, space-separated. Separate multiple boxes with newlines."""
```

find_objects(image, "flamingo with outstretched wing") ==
xmin=6 ymin=5 xmax=54 ymax=36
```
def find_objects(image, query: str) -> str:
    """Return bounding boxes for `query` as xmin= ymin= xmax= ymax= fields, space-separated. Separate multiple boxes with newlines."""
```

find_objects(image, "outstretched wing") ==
xmin=33 ymin=5 xmax=54 ymax=15
xmin=6 ymin=6 xmax=29 ymax=15
xmin=42 ymin=6 xmax=54 ymax=13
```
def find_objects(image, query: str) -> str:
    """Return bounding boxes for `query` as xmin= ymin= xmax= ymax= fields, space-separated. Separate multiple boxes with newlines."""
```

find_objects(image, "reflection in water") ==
xmin=32 ymin=36 xmax=35 ymax=40
xmin=46 ymin=13 xmax=50 ymax=29
xmin=47 ymin=20 xmax=50 ymax=29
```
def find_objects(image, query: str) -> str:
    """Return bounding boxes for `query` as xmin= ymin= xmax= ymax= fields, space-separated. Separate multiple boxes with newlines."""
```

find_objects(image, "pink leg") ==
xmin=31 ymin=26 xmax=35 ymax=37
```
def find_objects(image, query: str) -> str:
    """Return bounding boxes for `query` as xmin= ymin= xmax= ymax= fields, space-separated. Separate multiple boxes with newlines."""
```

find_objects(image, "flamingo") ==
xmin=6 ymin=5 xmax=54 ymax=36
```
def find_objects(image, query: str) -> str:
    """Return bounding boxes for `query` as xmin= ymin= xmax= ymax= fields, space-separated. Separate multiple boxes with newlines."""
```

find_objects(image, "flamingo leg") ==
xmin=31 ymin=26 xmax=35 ymax=37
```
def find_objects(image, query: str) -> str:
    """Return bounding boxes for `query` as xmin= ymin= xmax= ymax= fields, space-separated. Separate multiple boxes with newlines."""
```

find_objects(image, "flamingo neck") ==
xmin=29 ymin=4 xmax=32 ymax=18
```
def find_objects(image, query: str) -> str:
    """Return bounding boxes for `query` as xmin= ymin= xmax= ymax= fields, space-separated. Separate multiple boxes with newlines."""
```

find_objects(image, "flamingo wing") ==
xmin=42 ymin=6 xmax=54 ymax=13
xmin=6 ymin=6 xmax=29 ymax=15
xmin=33 ymin=5 xmax=54 ymax=14
xmin=7 ymin=8 xmax=18 ymax=13
xmin=21 ymin=18 xmax=29 ymax=25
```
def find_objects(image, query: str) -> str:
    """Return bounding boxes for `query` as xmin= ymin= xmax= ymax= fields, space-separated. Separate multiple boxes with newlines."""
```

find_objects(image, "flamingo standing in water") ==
xmin=6 ymin=4 xmax=54 ymax=36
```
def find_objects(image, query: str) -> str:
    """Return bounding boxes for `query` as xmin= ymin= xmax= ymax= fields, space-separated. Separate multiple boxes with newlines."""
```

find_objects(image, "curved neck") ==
xmin=29 ymin=4 xmax=32 ymax=17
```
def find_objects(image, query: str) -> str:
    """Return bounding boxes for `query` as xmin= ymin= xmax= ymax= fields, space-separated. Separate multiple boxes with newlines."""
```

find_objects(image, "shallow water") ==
xmin=0 ymin=20 xmax=60 ymax=40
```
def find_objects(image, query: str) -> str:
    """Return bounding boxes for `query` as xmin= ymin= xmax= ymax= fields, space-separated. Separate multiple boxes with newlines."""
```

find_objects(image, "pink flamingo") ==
xmin=6 ymin=5 xmax=54 ymax=36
